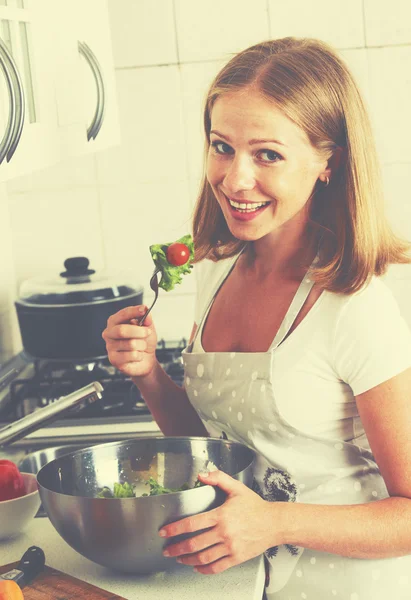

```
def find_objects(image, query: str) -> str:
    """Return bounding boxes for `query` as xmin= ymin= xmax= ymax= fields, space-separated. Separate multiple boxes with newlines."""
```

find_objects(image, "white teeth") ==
xmin=227 ymin=197 xmax=268 ymax=212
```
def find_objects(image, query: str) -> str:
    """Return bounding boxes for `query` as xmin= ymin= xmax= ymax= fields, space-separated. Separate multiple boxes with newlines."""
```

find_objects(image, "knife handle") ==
xmin=15 ymin=546 xmax=45 ymax=587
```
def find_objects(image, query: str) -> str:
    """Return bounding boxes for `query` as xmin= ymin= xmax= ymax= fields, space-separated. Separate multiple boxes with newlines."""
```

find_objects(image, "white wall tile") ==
xmin=382 ymin=276 xmax=411 ymax=328
xmin=0 ymin=187 xmax=21 ymax=364
xmin=188 ymin=176 xmax=205 ymax=212
xmin=180 ymin=60 xmax=227 ymax=197
xmin=364 ymin=0 xmax=411 ymax=46
xmin=339 ymin=48 xmax=371 ymax=108
xmin=0 ymin=265 xmax=16 ymax=319
xmin=0 ymin=186 xmax=17 ymax=316
xmin=368 ymin=46 xmax=411 ymax=164
xmin=99 ymin=180 xmax=196 ymax=300
xmin=0 ymin=309 xmax=23 ymax=365
xmin=382 ymin=162 xmax=411 ymax=241
xmin=152 ymin=292 xmax=195 ymax=341
xmin=6 ymin=154 xmax=97 ymax=194
xmin=107 ymin=0 xmax=178 ymax=67
xmin=8 ymin=188 xmax=105 ymax=287
xmin=95 ymin=66 xmax=188 ymax=185
xmin=175 ymin=0 xmax=269 ymax=62
xmin=268 ymin=0 xmax=364 ymax=48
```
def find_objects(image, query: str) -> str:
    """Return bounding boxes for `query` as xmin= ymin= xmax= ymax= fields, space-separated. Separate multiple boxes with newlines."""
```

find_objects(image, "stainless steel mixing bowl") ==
xmin=36 ymin=436 xmax=256 ymax=574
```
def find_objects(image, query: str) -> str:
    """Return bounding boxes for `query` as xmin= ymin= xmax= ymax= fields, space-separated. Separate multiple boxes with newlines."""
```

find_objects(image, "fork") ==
xmin=137 ymin=267 xmax=162 ymax=326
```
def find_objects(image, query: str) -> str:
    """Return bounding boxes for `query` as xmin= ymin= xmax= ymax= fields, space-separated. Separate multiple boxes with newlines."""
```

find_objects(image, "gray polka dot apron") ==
xmin=182 ymin=259 xmax=411 ymax=599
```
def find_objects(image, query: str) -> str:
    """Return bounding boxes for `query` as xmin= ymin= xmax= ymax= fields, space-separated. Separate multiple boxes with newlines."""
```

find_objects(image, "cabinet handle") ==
xmin=0 ymin=37 xmax=25 ymax=164
xmin=78 ymin=41 xmax=106 ymax=141
xmin=5 ymin=44 xmax=25 ymax=162
xmin=85 ymin=43 xmax=105 ymax=140
xmin=0 ymin=38 xmax=17 ymax=165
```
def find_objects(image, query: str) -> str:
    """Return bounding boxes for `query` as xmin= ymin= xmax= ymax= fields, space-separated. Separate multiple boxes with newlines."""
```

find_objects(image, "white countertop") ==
xmin=0 ymin=518 xmax=265 ymax=599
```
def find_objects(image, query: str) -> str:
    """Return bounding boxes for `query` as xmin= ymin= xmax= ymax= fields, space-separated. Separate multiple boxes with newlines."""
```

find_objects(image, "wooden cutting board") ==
xmin=0 ymin=561 xmax=126 ymax=599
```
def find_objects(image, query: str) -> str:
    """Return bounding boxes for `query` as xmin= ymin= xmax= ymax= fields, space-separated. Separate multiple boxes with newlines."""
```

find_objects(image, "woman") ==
xmin=103 ymin=38 xmax=411 ymax=599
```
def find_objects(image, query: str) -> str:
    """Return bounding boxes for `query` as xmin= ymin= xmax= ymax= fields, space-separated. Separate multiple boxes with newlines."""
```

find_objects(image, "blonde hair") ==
xmin=192 ymin=37 xmax=410 ymax=293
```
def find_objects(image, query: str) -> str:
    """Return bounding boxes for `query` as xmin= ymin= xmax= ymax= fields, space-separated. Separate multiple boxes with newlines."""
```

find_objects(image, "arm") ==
xmin=103 ymin=307 xmax=208 ymax=437
xmin=132 ymin=360 xmax=208 ymax=437
xmin=160 ymin=367 xmax=411 ymax=573
xmin=276 ymin=366 xmax=411 ymax=559
xmin=132 ymin=322 xmax=208 ymax=437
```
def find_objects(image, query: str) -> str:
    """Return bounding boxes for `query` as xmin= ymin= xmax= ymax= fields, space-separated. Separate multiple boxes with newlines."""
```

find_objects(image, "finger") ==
xmin=109 ymin=350 xmax=144 ymax=366
xmin=106 ymin=338 xmax=147 ymax=353
xmin=176 ymin=543 xmax=228 ymax=567
xmin=136 ymin=310 xmax=154 ymax=328
xmin=104 ymin=323 xmax=151 ymax=341
xmin=159 ymin=511 xmax=218 ymax=539
xmin=164 ymin=529 xmax=221 ymax=558
xmin=194 ymin=556 xmax=233 ymax=575
xmin=197 ymin=470 xmax=244 ymax=495
xmin=107 ymin=305 xmax=148 ymax=326
xmin=116 ymin=362 xmax=149 ymax=378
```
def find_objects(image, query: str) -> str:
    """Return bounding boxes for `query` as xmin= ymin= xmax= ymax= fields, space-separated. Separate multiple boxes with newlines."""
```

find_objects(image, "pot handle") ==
xmin=0 ymin=382 xmax=104 ymax=447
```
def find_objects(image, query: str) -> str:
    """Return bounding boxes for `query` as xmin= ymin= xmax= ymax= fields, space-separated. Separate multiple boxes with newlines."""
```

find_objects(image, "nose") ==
xmin=223 ymin=154 xmax=256 ymax=195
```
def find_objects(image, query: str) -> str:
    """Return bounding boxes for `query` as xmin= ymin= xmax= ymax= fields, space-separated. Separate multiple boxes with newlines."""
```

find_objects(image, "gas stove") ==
xmin=0 ymin=339 xmax=187 ymax=449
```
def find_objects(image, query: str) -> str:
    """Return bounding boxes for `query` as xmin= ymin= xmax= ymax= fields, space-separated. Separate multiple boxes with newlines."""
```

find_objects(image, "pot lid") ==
xmin=17 ymin=257 xmax=144 ymax=306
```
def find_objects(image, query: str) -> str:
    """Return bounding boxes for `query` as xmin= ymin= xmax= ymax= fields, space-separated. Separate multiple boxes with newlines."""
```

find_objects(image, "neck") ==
xmin=241 ymin=225 xmax=318 ymax=281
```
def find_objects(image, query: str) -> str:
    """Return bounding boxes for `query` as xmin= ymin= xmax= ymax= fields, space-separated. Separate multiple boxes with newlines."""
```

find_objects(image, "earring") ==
xmin=322 ymin=176 xmax=330 ymax=186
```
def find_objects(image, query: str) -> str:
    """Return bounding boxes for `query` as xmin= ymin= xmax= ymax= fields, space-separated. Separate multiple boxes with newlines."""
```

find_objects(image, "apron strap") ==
xmin=269 ymin=272 xmax=315 ymax=351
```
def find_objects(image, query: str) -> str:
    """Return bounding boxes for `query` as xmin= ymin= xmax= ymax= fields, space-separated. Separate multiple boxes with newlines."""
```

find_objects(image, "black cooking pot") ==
xmin=15 ymin=257 xmax=144 ymax=361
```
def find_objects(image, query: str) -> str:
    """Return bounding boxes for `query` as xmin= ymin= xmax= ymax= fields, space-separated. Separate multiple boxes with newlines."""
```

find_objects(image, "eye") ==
xmin=210 ymin=140 xmax=233 ymax=155
xmin=257 ymin=149 xmax=282 ymax=163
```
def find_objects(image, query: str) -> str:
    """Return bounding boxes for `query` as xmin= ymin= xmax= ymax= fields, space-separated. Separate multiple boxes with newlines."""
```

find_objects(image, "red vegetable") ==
xmin=166 ymin=243 xmax=190 ymax=266
xmin=0 ymin=460 xmax=26 ymax=502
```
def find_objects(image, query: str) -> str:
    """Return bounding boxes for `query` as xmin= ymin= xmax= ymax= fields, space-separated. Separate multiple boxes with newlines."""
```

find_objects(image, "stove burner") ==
xmin=7 ymin=339 xmax=187 ymax=421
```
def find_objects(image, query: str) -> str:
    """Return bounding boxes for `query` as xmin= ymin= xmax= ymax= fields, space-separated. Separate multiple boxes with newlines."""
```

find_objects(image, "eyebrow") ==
xmin=210 ymin=129 xmax=287 ymax=147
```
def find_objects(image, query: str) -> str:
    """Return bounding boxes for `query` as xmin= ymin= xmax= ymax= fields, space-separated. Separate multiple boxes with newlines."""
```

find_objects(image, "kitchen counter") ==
xmin=0 ymin=519 xmax=265 ymax=599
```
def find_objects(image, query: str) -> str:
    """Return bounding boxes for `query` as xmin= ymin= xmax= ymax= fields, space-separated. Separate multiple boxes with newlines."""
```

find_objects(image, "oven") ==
xmin=0 ymin=338 xmax=187 ymax=456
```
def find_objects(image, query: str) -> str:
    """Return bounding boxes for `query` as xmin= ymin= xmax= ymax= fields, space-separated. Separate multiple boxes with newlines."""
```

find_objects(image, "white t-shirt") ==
xmin=192 ymin=256 xmax=411 ymax=449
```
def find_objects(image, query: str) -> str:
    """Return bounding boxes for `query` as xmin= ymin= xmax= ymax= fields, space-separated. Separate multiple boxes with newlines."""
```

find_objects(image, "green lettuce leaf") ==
xmin=97 ymin=482 xmax=136 ymax=498
xmin=149 ymin=234 xmax=194 ymax=292
xmin=141 ymin=476 xmax=204 ymax=496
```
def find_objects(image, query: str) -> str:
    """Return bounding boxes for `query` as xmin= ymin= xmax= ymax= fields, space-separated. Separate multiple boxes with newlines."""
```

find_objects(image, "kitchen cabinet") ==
xmin=54 ymin=0 xmax=120 ymax=158
xmin=75 ymin=0 xmax=120 ymax=155
xmin=0 ymin=0 xmax=120 ymax=183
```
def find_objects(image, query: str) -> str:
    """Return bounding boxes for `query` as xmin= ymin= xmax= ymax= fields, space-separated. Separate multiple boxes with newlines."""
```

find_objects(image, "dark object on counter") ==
xmin=15 ymin=257 xmax=143 ymax=361
xmin=0 ymin=546 xmax=45 ymax=587
xmin=37 ymin=436 xmax=256 ymax=574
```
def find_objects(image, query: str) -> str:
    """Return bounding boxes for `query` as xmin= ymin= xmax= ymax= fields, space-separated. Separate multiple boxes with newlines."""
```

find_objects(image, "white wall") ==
xmin=1 ymin=0 xmax=411 ymax=362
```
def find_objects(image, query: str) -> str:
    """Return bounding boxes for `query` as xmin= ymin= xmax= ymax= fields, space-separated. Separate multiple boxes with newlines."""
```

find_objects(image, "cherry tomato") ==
xmin=166 ymin=243 xmax=190 ymax=266
xmin=0 ymin=460 xmax=26 ymax=502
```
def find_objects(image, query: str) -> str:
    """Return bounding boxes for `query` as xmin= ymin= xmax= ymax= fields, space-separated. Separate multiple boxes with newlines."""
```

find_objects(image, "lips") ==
xmin=222 ymin=193 xmax=270 ymax=222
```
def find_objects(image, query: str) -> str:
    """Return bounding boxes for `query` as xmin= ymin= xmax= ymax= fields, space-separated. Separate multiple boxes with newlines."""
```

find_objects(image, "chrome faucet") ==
xmin=0 ymin=382 xmax=104 ymax=446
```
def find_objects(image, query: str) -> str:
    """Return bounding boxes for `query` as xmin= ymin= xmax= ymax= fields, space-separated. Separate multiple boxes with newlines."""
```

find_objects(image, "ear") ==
xmin=321 ymin=146 xmax=345 ymax=180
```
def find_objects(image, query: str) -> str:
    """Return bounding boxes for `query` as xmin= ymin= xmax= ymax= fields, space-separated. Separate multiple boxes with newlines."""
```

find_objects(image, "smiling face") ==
xmin=206 ymin=90 xmax=330 ymax=245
